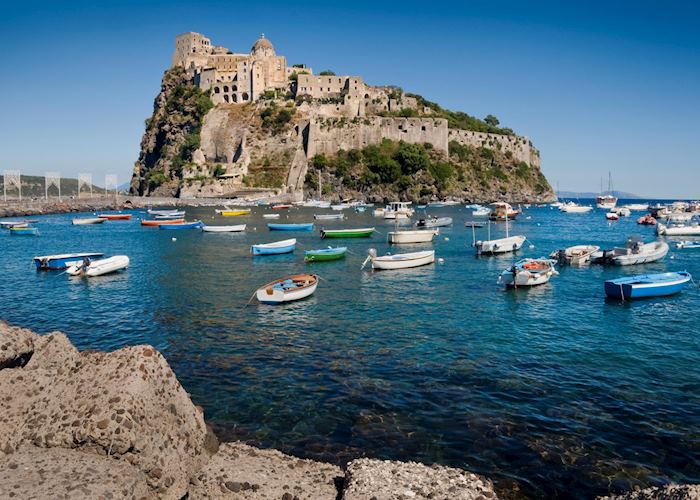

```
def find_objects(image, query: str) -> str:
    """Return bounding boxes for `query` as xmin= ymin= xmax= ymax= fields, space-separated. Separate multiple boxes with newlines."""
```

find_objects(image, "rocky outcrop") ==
xmin=0 ymin=322 xmax=34 ymax=369
xmin=343 ymin=458 xmax=498 ymax=500
xmin=189 ymin=442 xmax=342 ymax=499
xmin=599 ymin=485 xmax=700 ymax=500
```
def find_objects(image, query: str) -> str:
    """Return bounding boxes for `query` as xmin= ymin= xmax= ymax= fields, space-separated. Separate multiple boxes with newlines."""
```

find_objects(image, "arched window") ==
xmin=242 ymin=92 xmax=249 ymax=101
xmin=223 ymin=86 xmax=229 ymax=93
xmin=232 ymin=85 xmax=237 ymax=91
xmin=214 ymin=87 xmax=220 ymax=94
xmin=224 ymin=95 xmax=229 ymax=103
xmin=232 ymin=94 xmax=238 ymax=103
xmin=364 ymin=93 xmax=370 ymax=99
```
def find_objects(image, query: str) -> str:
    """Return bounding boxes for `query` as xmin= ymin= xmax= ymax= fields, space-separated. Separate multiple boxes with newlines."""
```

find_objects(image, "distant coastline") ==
xmin=557 ymin=190 xmax=644 ymax=199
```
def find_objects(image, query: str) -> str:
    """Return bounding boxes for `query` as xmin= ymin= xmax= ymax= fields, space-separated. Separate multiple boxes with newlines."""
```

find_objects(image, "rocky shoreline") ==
xmin=0 ymin=321 xmax=696 ymax=499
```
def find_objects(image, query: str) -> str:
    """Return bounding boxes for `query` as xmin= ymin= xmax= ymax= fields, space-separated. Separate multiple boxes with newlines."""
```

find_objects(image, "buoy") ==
xmin=444 ymin=237 xmax=449 ymax=241
xmin=529 ymin=244 xmax=535 ymax=249
xmin=670 ymin=255 xmax=675 ymax=259
xmin=537 ymin=223 xmax=541 ymax=226
xmin=171 ymin=237 xmax=177 ymax=242
xmin=438 ymin=258 xmax=445 ymax=264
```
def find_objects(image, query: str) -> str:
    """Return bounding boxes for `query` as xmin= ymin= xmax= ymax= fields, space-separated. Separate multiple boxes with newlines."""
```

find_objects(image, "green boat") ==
xmin=304 ymin=246 xmax=347 ymax=262
xmin=320 ymin=227 xmax=375 ymax=239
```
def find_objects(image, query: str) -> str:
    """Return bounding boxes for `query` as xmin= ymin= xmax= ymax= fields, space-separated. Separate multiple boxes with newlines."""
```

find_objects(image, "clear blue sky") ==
xmin=1 ymin=0 xmax=698 ymax=197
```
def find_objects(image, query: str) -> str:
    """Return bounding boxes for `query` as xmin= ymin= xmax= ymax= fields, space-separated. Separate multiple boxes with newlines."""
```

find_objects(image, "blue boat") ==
xmin=267 ymin=223 xmax=314 ymax=231
xmin=9 ymin=227 xmax=39 ymax=236
xmin=158 ymin=221 xmax=203 ymax=230
xmin=605 ymin=271 xmax=692 ymax=300
xmin=33 ymin=252 xmax=105 ymax=270
xmin=251 ymin=238 xmax=296 ymax=256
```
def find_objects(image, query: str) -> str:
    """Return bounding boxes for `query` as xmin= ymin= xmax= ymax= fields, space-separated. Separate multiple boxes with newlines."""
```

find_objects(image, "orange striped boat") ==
xmin=141 ymin=218 xmax=185 ymax=226
xmin=98 ymin=214 xmax=132 ymax=220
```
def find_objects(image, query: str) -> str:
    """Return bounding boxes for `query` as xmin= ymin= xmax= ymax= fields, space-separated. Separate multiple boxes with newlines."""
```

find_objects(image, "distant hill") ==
xmin=0 ymin=175 xmax=106 ymax=198
xmin=557 ymin=190 xmax=643 ymax=200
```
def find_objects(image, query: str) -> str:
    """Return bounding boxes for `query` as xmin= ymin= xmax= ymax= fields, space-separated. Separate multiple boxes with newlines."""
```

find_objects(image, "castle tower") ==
xmin=250 ymin=34 xmax=275 ymax=59
xmin=172 ymin=32 xmax=212 ymax=69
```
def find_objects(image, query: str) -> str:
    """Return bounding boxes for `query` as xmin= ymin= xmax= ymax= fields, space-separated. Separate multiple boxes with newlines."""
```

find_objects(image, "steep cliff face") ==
xmin=130 ymin=67 xmax=213 ymax=196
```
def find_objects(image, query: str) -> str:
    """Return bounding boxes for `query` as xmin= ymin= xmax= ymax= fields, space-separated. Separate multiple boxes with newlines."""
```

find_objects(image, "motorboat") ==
xmin=499 ymin=258 xmax=558 ymax=287
xmin=605 ymin=272 xmax=691 ymax=300
xmin=387 ymin=229 xmax=438 ymax=244
xmin=66 ymin=255 xmax=129 ymax=277
xmin=415 ymin=216 xmax=452 ymax=228
xmin=606 ymin=212 xmax=620 ymax=221
xmin=637 ymin=214 xmax=657 ymax=225
xmin=33 ymin=252 xmax=104 ymax=270
xmin=676 ymin=241 xmax=700 ymax=249
xmin=251 ymin=238 xmax=296 ymax=256
xmin=256 ymin=274 xmax=318 ymax=304
xmin=489 ymin=202 xmax=520 ymax=221
xmin=612 ymin=207 xmax=631 ymax=217
xmin=657 ymin=223 xmax=700 ymax=236
xmin=550 ymin=245 xmax=600 ymax=266
xmin=383 ymin=202 xmax=414 ymax=220
xmin=362 ymin=248 xmax=435 ymax=270
xmin=560 ymin=202 xmax=593 ymax=213
xmin=592 ymin=238 xmax=669 ymax=266
xmin=472 ymin=218 xmax=526 ymax=255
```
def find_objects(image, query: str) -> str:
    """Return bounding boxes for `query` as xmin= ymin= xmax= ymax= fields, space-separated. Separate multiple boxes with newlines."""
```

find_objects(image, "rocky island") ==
xmin=130 ymin=32 xmax=555 ymax=203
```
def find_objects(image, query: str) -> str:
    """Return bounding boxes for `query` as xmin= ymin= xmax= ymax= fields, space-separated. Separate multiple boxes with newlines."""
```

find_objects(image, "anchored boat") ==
xmin=256 ymin=274 xmax=318 ymax=304
xmin=141 ymin=219 xmax=185 ymax=226
xmin=320 ymin=228 xmax=374 ymax=238
xmin=604 ymin=272 xmax=691 ymax=300
xmin=201 ymin=224 xmax=246 ymax=233
xmin=33 ymin=252 xmax=105 ymax=270
xmin=676 ymin=241 xmax=700 ymax=249
xmin=387 ymin=229 xmax=438 ymax=244
xmin=592 ymin=238 xmax=669 ymax=266
xmin=314 ymin=213 xmax=344 ymax=220
xmin=550 ymin=245 xmax=600 ymax=266
xmin=362 ymin=248 xmax=435 ymax=270
xmin=251 ymin=238 xmax=296 ymax=256
xmin=304 ymin=247 xmax=347 ymax=262
xmin=9 ymin=227 xmax=39 ymax=236
xmin=489 ymin=202 xmax=520 ymax=221
xmin=267 ymin=223 xmax=314 ymax=231
xmin=97 ymin=213 xmax=132 ymax=220
xmin=657 ymin=223 xmax=700 ymax=236
xmin=158 ymin=221 xmax=203 ymax=230
xmin=499 ymin=258 xmax=558 ymax=287
xmin=217 ymin=209 xmax=251 ymax=216
xmin=416 ymin=216 xmax=452 ymax=228
xmin=66 ymin=255 xmax=129 ymax=277
xmin=72 ymin=217 xmax=106 ymax=225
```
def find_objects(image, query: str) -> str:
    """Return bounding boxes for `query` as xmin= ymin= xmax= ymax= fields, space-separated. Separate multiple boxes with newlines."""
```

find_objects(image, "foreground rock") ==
xmin=599 ymin=484 xmax=700 ymax=500
xmin=343 ymin=458 xmax=497 ymax=500
xmin=189 ymin=442 xmax=342 ymax=499
xmin=0 ymin=444 xmax=151 ymax=499
xmin=0 ymin=328 xmax=213 ymax=499
xmin=0 ymin=321 xmax=35 ymax=369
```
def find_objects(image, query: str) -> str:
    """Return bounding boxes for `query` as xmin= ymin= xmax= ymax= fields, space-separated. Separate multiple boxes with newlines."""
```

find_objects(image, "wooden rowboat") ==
xmin=320 ymin=227 xmax=374 ymax=239
xmin=268 ymin=223 xmax=314 ymax=231
xmin=201 ymin=224 xmax=246 ymax=233
xmin=605 ymin=272 xmax=692 ymax=300
xmin=304 ymin=247 xmax=347 ymax=262
xmin=256 ymin=273 xmax=318 ymax=304
xmin=98 ymin=213 xmax=132 ymax=220
xmin=10 ymin=227 xmax=39 ymax=236
xmin=362 ymin=248 xmax=435 ymax=270
xmin=141 ymin=219 xmax=185 ymax=226
xmin=72 ymin=217 xmax=106 ymax=225
xmin=251 ymin=238 xmax=296 ymax=256
xmin=158 ymin=221 xmax=203 ymax=230
xmin=217 ymin=209 xmax=251 ymax=216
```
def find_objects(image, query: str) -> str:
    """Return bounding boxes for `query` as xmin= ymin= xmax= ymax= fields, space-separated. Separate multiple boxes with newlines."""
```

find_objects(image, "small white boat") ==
xmin=263 ymin=214 xmax=281 ymax=219
xmin=387 ymin=229 xmax=438 ymax=244
xmin=600 ymin=239 xmax=669 ymax=266
xmin=201 ymin=224 xmax=246 ymax=233
xmin=472 ymin=218 xmax=526 ymax=255
xmin=676 ymin=241 xmax=700 ymax=249
xmin=499 ymin=258 xmax=558 ymax=287
xmin=383 ymin=202 xmax=414 ymax=220
xmin=362 ymin=248 xmax=435 ymax=270
xmin=612 ymin=207 xmax=631 ymax=217
xmin=373 ymin=208 xmax=386 ymax=217
xmin=657 ymin=223 xmax=700 ymax=236
xmin=416 ymin=216 xmax=452 ymax=228
xmin=666 ymin=212 xmax=693 ymax=223
xmin=606 ymin=212 xmax=620 ymax=221
xmin=314 ymin=213 xmax=345 ymax=220
xmin=147 ymin=209 xmax=182 ymax=216
xmin=67 ymin=255 xmax=129 ymax=277
xmin=560 ymin=202 xmax=593 ymax=213
xmin=622 ymin=203 xmax=649 ymax=211
xmin=256 ymin=274 xmax=318 ymax=304
xmin=472 ymin=207 xmax=491 ymax=217
xmin=550 ymin=245 xmax=600 ymax=266
xmin=72 ymin=217 xmax=106 ymax=225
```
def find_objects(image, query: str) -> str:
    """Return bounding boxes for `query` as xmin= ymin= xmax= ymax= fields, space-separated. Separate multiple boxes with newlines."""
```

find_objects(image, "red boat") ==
xmin=141 ymin=218 xmax=185 ymax=226
xmin=272 ymin=204 xmax=291 ymax=210
xmin=637 ymin=214 xmax=657 ymax=225
xmin=98 ymin=213 xmax=132 ymax=220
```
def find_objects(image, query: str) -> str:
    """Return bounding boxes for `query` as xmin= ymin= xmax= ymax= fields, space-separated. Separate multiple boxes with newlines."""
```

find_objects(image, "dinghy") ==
xmin=657 ymin=223 xmax=700 ymax=236
xmin=473 ymin=218 xmax=525 ymax=255
xmin=560 ymin=202 xmax=593 ymax=213
xmin=550 ymin=245 xmax=600 ymax=266
xmin=10 ymin=227 xmax=39 ymax=236
xmin=155 ymin=212 xmax=186 ymax=219
xmin=499 ymin=258 xmax=558 ymax=287
xmin=267 ymin=223 xmax=314 ymax=231
xmin=321 ymin=227 xmax=375 ymax=238
xmin=72 ymin=217 xmax=106 ymax=225
xmin=1 ymin=220 xmax=38 ymax=228
xmin=97 ymin=213 xmax=132 ymax=220
xmin=592 ymin=238 xmax=669 ymax=266
xmin=304 ymin=247 xmax=347 ymax=262
xmin=416 ymin=216 xmax=452 ymax=228
xmin=66 ymin=255 xmax=129 ymax=277
xmin=314 ymin=213 xmax=344 ymax=220
xmin=256 ymin=274 xmax=318 ymax=304
xmin=201 ymin=224 xmax=246 ymax=233
xmin=217 ymin=209 xmax=251 ymax=216
xmin=263 ymin=214 xmax=281 ymax=219
xmin=251 ymin=238 xmax=296 ymax=256
xmin=147 ymin=209 xmax=181 ymax=216
xmin=472 ymin=207 xmax=491 ymax=217
xmin=676 ymin=241 xmax=700 ymax=249
xmin=272 ymin=204 xmax=291 ymax=210
xmin=33 ymin=252 xmax=105 ymax=270
xmin=158 ymin=221 xmax=203 ymax=230
xmin=362 ymin=248 xmax=435 ymax=270
xmin=5 ymin=222 xmax=28 ymax=228
xmin=604 ymin=272 xmax=692 ymax=300
xmin=387 ymin=229 xmax=438 ymax=244
xmin=141 ymin=219 xmax=185 ymax=226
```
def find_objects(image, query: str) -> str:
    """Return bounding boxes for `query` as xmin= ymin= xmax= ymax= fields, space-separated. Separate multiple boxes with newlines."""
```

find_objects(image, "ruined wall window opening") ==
xmin=224 ymin=95 xmax=229 ymax=103
xmin=214 ymin=87 xmax=220 ymax=94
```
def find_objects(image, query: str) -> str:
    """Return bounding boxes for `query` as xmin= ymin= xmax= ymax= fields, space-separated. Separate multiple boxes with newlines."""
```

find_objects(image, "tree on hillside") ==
xmin=484 ymin=114 xmax=500 ymax=127
xmin=319 ymin=70 xmax=336 ymax=76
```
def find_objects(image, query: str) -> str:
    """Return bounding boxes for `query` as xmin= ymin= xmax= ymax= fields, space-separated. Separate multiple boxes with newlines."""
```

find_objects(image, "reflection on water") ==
xmin=0 ymin=203 xmax=699 ymax=498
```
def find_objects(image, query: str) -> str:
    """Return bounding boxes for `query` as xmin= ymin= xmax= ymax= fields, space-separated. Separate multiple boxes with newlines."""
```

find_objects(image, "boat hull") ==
xmin=267 ymin=223 xmax=314 ymax=231
xmin=10 ymin=227 xmax=39 ymax=235
xmin=158 ymin=221 xmax=203 ymax=230
xmin=368 ymin=250 xmax=435 ymax=270
xmin=612 ymin=241 xmax=669 ymax=266
xmin=33 ymin=253 xmax=104 ymax=270
xmin=605 ymin=272 xmax=691 ymax=299
xmin=251 ymin=239 xmax=297 ymax=256
xmin=321 ymin=228 xmax=374 ymax=238
xmin=201 ymin=224 xmax=246 ymax=233
xmin=475 ymin=235 xmax=526 ymax=255
xmin=304 ymin=247 xmax=347 ymax=262
xmin=72 ymin=218 xmax=106 ymax=225
xmin=388 ymin=229 xmax=438 ymax=244
xmin=141 ymin=219 xmax=185 ymax=226
xmin=67 ymin=256 xmax=129 ymax=277
xmin=256 ymin=274 xmax=318 ymax=304
xmin=98 ymin=214 xmax=132 ymax=220
xmin=657 ymin=223 xmax=700 ymax=236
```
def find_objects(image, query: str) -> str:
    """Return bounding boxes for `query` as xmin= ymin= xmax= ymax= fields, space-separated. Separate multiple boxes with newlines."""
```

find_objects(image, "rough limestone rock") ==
xmin=188 ymin=442 xmax=342 ymax=499
xmin=342 ymin=458 xmax=498 ymax=500
xmin=0 ymin=322 xmax=37 ymax=369
xmin=599 ymin=484 xmax=700 ymax=500
xmin=0 ymin=444 xmax=151 ymax=499
xmin=0 ymin=333 xmax=212 ymax=499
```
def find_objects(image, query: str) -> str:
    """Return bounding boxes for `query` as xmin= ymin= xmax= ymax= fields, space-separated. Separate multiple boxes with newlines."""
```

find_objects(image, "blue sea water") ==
xmin=1 ymin=201 xmax=699 ymax=498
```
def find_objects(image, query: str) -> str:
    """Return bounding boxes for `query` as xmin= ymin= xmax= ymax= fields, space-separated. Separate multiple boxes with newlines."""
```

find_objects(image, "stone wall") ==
xmin=307 ymin=116 xmax=449 ymax=157
xmin=448 ymin=129 xmax=541 ymax=168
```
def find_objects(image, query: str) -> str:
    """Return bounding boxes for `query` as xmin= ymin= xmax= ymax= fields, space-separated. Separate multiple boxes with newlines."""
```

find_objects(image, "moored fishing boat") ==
xmin=416 ymin=216 xmax=452 ymax=228
xmin=489 ymin=202 xmax=520 ymax=221
xmin=97 ymin=213 xmax=132 ymax=220
xmin=362 ymin=248 xmax=435 ymax=270
xmin=550 ymin=245 xmax=600 ymax=266
xmin=251 ymin=238 xmax=296 ymax=256
xmin=255 ymin=274 xmax=318 ymax=304
xmin=304 ymin=246 xmax=347 ymax=262
xmin=320 ymin=227 xmax=375 ymax=238
xmin=475 ymin=235 xmax=526 ymax=255
xmin=267 ymin=223 xmax=314 ymax=231
xmin=560 ymin=202 xmax=593 ymax=213
xmin=201 ymin=224 xmax=246 ymax=233
xmin=657 ymin=223 xmax=700 ymax=236
xmin=387 ymin=229 xmax=438 ymax=244
xmin=9 ymin=227 xmax=39 ymax=236
xmin=499 ymin=258 xmax=558 ymax=287
xmin=604 ymin=271 xmax=692 ymax=300
xmin=66 ymin=255 xmax=129 ymax=277
xmin=33 ymin=252 xmax=105 ymax=270
xmin=141 ymin=218 xmax=185 ymax=226
xmin=72 ymin=217 xmax=106 ymax=225
xmin=314 ymin=213 xmax=344 ymax=220
xmin=472 ymin=207 xmax=491 ymax=217
xmin=383 ymin=202 xmax=414 ymax=220
xmin=158 ymin=221 xmax=203 ymax=230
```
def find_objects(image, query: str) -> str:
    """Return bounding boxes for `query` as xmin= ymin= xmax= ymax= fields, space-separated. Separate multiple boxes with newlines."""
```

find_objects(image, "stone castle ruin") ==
xmin=148 ymin=32 xmax=541 ymax=198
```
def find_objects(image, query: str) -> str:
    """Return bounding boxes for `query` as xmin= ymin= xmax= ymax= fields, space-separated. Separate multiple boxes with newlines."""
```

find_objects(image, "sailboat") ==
xmin=596 ymin=173 xmax=618 ymax=209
